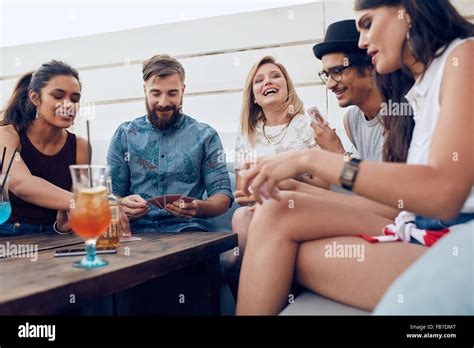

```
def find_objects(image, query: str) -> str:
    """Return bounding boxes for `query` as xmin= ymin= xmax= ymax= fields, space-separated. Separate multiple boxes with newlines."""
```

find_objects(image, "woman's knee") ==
xmin=232 ymin=207 xmax=252 ymax=233
xmin=247 ymin=197 xmax=295 ymax=240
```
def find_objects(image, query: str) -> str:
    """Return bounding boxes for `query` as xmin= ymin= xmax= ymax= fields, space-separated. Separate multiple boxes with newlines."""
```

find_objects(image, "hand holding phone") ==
xmin=307 ymin=106 xmax=326 ymax=124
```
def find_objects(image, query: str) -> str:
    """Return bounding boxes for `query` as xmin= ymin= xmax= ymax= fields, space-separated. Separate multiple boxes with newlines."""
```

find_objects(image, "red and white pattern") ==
xmin=358 ymin=211 xmax=450 ymax=247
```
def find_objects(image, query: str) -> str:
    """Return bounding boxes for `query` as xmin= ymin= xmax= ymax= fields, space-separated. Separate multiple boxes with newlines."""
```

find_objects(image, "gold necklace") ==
xmin=263 ymin=120 xmax=290 ymax=145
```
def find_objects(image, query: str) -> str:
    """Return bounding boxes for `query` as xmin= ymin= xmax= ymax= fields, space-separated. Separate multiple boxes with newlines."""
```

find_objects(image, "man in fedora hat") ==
xmin=312 ymin=19 xmax=384 ymax=162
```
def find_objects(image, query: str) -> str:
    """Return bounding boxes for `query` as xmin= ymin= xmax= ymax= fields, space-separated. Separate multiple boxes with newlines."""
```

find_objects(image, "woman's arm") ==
xmin=56 ymin=135 xmax=91 ymax=232
xmin=0 ymin=126 xmax=73 ymax=210
xmin=76 ymin=136 xmax=91 ymax=165
xmin=312 ymin=42 xmax=473 ymax=220
xmin=243 ymin=42 xmax=473 ymax=220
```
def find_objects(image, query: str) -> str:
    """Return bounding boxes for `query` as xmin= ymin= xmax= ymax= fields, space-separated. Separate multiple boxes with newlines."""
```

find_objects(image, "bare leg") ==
xmin=293 ymin=181 xmax=399 ymax=220
xmin=224 ymin=206 xmax=254 ymax=271
xmin=295 ymin=237 xmax=426 ymax=311
xmin=236 ymin=191 xmax=393 ymax=315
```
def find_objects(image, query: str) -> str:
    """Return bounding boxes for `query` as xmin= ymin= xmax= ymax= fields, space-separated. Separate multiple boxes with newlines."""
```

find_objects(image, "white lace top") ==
xmin=235 ymin=114 xmax=316 ymax=167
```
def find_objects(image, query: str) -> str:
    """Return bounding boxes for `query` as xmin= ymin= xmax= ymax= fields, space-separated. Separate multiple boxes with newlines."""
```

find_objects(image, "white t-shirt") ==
xmin=235 ymin=113 xmax=316 ymax=167
xmin=405 ymin=37 xmax=474 ymax=213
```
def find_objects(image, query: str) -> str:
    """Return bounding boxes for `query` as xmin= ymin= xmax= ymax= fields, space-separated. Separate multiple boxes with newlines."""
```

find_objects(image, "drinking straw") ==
xmin=0 ymin=146 xmax=6 ymax=173
xmin=86 ymin=120 xmax=91 ymax=165
xmin=1 ymin=148 xmax=17 ymax=192
xmin=86 ymin=120 xmax=93 ymax=187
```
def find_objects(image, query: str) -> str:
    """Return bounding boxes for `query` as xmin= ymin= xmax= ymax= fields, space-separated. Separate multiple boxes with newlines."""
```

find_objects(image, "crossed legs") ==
xmin=235 ymin=191 xmax=426 ymax=315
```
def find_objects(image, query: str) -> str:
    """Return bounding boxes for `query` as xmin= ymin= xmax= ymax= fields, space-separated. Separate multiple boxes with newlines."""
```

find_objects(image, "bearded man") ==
xmin=107 ymin=54 xmax=233 ymax=233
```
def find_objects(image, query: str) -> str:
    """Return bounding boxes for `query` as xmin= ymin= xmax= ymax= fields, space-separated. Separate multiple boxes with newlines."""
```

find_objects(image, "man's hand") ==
xmin=311 ymin=119 xmax=345 ymax=154
xmin=120 ymin=194 xmax=149 ymax=220
xmin=165 ymin=200 xmax=200 ymax=219
xmin=118 ymin=205 xmax=132 ymax=238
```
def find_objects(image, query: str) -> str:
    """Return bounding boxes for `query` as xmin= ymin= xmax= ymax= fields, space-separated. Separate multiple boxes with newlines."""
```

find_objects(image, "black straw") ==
xmin=86 ymin=120 xmax=93 ymax=187
xmin=86 ymin=120 xmax=91 ymax=165
xmin=0 ymin=147 xmax=6 ymax=173
xmin=1 ymin=148 xmax=17 ymax=192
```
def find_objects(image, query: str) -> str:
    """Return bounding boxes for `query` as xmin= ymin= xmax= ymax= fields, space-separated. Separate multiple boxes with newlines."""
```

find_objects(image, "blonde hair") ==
xmin=239 ymin=56 xmax=304 ymax=146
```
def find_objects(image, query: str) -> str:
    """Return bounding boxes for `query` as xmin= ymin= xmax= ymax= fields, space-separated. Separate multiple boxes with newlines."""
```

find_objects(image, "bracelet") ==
xmin=53 ymin=221 xmax=73 ymax=235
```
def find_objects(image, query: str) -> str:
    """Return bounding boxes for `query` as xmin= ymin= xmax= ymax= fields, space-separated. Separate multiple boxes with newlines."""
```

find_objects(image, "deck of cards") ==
xmin=147 ymin=194 xmax=195 ymax=209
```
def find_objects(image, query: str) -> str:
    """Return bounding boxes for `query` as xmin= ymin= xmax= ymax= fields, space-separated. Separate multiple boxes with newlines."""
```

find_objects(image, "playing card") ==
xmin=179 ymin=196 xmax=194 ymax=203
xmin=147 ymin=196 xmax=165 ymax=209
xmin=147 ymin=195 xmax=195 ymax=209
xmin=164 ymin=194 xmax=183 ymax=207
xmin=156 ymin=196 xmax=167 ymax=208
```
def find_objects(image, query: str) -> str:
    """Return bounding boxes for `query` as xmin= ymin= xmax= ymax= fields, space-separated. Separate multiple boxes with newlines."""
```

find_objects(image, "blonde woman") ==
xmin=225 ymin=56 xmax=316 ymax=289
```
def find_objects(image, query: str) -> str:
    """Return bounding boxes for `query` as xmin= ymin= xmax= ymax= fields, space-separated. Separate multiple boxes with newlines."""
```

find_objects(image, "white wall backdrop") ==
xmin=1 ymin=0 xmax=473 ymax=164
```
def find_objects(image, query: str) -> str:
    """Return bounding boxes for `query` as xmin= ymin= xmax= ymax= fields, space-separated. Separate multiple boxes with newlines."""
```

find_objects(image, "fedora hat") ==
xmin=313 ymin=19 xmax=367 ymax=60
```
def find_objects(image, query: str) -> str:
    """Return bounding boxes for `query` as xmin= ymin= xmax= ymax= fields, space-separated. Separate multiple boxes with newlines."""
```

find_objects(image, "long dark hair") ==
xmin=1 ymin=60 xmax=81 ymax=133
xmin=355 ymin=0 xmax=474 ymax=162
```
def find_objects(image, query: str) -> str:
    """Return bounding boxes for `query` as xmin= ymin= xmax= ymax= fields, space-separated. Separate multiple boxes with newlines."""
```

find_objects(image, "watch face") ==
xmin=342 ymin=168 xmax=355 ymax=182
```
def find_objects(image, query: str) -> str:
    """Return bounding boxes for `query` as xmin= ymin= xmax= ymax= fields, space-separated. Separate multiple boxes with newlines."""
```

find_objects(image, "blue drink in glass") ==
xmin=0 ymin=201 xmax=12 ymax=224
xmin=0 ymin=175 xmax=11 ymax=224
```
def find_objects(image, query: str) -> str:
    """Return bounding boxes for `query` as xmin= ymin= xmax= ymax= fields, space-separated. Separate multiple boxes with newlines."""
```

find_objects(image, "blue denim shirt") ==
xmin=107 ymin=114 xmax=233 ymax=232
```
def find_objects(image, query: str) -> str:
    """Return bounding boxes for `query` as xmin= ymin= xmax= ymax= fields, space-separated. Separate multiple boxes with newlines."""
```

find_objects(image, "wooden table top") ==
xmin=1 ymin=232 xmax=83 ymax=255
xmin=0 ymin=231 xmax=237 ymax=315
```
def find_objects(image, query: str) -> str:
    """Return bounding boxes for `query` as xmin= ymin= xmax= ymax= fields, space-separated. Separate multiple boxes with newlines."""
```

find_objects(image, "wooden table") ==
xmin=0 ymin=231 xmax=237 ymax=315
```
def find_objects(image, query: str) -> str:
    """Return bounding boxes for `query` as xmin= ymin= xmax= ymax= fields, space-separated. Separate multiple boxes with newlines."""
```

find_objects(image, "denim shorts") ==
xmin=411 ymin=213 xmax=474 ymax=244
xmin=414 ymin=213 xmax=474 ymax=230
xmin=0 ymin=222 xmax=55 ymax=237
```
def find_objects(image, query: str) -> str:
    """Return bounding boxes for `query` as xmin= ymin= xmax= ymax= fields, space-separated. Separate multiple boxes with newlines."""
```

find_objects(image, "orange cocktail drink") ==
xmin=69 ymin=186 xmax=111 ymax=239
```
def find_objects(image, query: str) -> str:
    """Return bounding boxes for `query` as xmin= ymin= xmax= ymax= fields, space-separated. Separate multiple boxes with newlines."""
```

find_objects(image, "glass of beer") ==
xmin=69 ymin=165 xmax=111 ymax=268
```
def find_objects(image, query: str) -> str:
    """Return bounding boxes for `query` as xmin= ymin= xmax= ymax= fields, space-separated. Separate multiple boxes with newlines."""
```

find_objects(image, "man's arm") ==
xmin=165 ymin=129 xmax=233 ymax=219
xmin=195 ymin=193 xmax=230 ymax=218
xmin=106 ymin=125 xmax=149 ymax=220
xmin=200 ymin=129 xmax=233 ymax=216
xmin=342 ymin=111 xmax=355 ymax=147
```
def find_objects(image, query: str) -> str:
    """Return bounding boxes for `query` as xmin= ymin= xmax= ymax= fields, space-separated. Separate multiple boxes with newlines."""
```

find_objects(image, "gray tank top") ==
xmin=345 ymin=106 xmax=384 ymax=161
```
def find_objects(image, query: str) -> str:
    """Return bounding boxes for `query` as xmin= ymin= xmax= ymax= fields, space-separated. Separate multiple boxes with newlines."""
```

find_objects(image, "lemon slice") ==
xmin=80 ymin=186 xmax=107 ymax=194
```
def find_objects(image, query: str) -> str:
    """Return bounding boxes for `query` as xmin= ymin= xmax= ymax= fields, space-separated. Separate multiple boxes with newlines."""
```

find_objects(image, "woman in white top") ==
xmin=236 ymin=0 xmax=473 ymax=314
xmin=234 ymin=55 xmax=315 ymax=168
xmin=226 ymin=56 xmax=316 ymax=280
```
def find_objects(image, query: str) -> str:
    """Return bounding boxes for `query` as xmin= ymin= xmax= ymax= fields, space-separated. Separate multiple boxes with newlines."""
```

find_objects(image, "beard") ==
xmin=146 ymin=99 xmax=183 ymax=130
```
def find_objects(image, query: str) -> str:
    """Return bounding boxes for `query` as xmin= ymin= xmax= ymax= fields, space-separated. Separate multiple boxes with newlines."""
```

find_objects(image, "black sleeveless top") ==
xmin=8 ymin=131 xmax=77 ymax=225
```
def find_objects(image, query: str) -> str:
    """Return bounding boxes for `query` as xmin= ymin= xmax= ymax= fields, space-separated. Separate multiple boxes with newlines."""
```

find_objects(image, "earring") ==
xmin=405 ymin=24 xmax=415 ymax=53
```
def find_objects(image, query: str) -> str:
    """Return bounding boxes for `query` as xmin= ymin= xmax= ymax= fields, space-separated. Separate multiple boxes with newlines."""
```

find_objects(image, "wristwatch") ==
xmin=339 ymin=158 xmax=361 ymax=191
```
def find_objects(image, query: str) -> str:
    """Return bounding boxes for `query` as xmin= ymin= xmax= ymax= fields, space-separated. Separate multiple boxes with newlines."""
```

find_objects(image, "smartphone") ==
xmin=54 ymin=247 xmax=117 ymax=257
xmin=307 ymin=106 xmax=325 ymax=123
